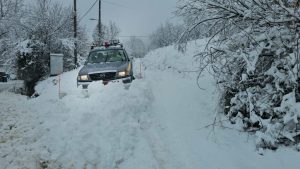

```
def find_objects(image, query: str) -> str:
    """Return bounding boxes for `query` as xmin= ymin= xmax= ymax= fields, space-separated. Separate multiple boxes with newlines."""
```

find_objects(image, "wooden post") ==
xmin=58 ymin=74 xmax=61 ymax=99
xmin=73 ymin=0 xmax=78 ymax=66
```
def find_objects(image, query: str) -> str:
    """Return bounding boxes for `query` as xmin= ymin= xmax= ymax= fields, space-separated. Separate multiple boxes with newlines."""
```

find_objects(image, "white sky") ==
xmin=50 ymin=0 xmax=180 ymax=41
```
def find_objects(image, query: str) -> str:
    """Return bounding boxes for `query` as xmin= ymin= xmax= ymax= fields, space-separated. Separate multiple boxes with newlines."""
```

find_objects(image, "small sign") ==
xmin=50 ymin=53 xmax=63 ymax=75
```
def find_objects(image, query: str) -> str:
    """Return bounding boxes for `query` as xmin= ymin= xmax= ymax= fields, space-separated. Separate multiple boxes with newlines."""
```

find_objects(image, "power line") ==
xmin=79 ymin=0 xmax=98 ymax=22
xmin=79 ymin=0 xmax=138 ymax=23
xmin=47 ymin=15 xmax=72 ymax=37
xmin=102 ymin=0 xmax=134 ymax=10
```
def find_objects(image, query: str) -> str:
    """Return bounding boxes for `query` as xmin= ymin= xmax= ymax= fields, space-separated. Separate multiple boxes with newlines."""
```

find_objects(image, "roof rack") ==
xmin=91 ymin=39 xmax=123 ymax=50
xmin=107 ymin=39 xmax=123 ymax=48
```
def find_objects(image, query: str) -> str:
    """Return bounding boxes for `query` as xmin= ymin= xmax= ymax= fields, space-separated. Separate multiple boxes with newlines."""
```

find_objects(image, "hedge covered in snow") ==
xmin=177 ymin=0 xmax=300 ymax=149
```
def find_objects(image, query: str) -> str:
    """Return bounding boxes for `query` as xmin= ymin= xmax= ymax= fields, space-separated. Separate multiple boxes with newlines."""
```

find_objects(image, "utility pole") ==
xmin=0 ymin=0 xmax=4 ymax=18
xmin=98 ymin=0 xmax=102 ymax=44
xmin=73 ymin=0 xmax=78 ymax=66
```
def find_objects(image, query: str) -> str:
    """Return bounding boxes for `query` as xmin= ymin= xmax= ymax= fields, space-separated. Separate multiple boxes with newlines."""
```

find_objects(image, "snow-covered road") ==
xmin=1 ymin=40 xmax=300 ymax=169
xmin=1 ymin=68 xmax=156 ymax=168
xmin=0 ymin=67 xmax=194 ymax=169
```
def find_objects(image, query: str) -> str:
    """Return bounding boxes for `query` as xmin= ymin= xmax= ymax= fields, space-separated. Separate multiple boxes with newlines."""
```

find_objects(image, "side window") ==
xmin=88 ymin=52 xmax=96 ymax=63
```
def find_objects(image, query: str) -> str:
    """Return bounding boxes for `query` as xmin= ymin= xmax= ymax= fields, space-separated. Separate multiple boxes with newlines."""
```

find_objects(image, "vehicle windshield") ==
xmin=87 ymin=49 xmax=126 ymax=64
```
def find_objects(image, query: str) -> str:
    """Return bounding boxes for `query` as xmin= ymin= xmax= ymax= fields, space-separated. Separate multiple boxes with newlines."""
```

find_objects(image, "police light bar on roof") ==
xmin=104 ymin=41 xmax=110 ymax=48
xmin=90 ymin=40 xmax=123 ymax=50
xmin=109 ymin=39 xmax=120 ymax=45
xmin=107 ymin=39 xmax=123 ymax=48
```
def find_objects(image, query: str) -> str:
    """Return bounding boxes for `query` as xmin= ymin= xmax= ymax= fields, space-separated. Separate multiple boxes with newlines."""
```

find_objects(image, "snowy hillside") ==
xmin=0 ymin=39 xmax=299 ymax=169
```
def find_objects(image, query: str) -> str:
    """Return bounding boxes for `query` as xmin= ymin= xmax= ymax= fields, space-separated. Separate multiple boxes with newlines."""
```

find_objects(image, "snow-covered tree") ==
xmin=0 ymin=0 xmax=89 ymax=96
xmin=149 ymin=22 xmax=184 ymax=49
xmin=178 ymin=0 xmax=300 ymax=149
xmin=0 ymin=0 xmax=23 ymax=72
xmin=93 ymin=21 xmax=121 ymax=45
xmin=105 ymin=21 xmax=121 ymax=41
xmin=13 ymin=0 xmax=88 ymax=96
xmin=16 ymin=39 xmax=49 ymax=96
xmin=125 ymin=36 xmax=147 ymax=58
xmin=93 ymin=23 xmax=106 ymax=45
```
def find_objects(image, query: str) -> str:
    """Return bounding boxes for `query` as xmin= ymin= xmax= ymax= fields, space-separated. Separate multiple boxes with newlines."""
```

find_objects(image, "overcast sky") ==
xmin=48 ymin=0 xmax=180 ymax=41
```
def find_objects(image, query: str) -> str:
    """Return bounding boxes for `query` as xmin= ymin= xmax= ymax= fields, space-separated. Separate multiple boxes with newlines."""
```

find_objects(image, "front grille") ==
xmin=89 ymin=72 xmax=116 ymax=81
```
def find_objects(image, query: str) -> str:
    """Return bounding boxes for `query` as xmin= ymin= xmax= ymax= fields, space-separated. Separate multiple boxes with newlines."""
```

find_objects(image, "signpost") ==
xmin=50 ymin=54 xmax=66 ymax=99
xmin=50 ymin=54 xmax=64 ymax=76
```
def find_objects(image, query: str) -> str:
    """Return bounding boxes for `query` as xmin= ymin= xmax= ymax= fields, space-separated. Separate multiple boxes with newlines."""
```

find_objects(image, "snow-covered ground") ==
xmin=1 ymin=39 xmax=299 ymax=169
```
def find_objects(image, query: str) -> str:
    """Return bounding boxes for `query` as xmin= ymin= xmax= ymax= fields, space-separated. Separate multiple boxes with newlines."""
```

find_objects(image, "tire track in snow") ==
xmin=139 ymin=124 xmax=171 ymax=169
xmin=136 ymin=79 xmax=184 ymax=169
xmin=138 ymin=117 xmax=184 ymax=169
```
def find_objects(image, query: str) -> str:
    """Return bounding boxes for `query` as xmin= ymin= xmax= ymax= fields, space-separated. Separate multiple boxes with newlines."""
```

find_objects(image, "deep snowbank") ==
xmin=142 ymin=40 xmax=300 ymax=169
xmin=143 ymin=40 xmax=207 ymax=72
xmin=1 ymin=68 xmax=155 ymax=168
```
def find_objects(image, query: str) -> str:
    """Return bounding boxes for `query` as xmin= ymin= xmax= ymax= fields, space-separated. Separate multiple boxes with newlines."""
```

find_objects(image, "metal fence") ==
xmin=0 ymin=80 xmax=24 ymax=93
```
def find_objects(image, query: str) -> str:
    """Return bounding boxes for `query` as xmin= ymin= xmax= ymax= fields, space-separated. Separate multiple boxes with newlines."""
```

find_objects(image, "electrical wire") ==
xmin=79 ymin=0 xmax=99 ymax=22
xmin=47 ymin=14 xmax=73 ymax=37
xmin=102 ymin=0 xmax=135 ymax=10
xmin=79 ymin=0 xmax=137 ymax=23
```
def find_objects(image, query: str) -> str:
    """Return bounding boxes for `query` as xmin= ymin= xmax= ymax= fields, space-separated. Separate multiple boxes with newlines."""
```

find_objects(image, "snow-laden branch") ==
xmin=177 ymin=0 xmax=300 ymax=149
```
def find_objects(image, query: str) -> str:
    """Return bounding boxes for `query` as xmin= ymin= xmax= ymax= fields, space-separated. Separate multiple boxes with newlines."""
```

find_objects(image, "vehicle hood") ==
xmin=78 ymin=61 xmax=128 ymax=75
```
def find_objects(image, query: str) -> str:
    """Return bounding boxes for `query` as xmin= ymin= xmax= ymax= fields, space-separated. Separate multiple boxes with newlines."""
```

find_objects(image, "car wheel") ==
xmin=82 ymin=84 xmax=89 ymax=89
xmin=122 ymin=77 xmax=132 ymax=84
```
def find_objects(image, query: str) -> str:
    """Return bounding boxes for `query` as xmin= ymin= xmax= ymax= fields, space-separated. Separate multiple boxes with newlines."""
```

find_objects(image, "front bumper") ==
xmin=77 ymin=76 xmax=132 ymax=87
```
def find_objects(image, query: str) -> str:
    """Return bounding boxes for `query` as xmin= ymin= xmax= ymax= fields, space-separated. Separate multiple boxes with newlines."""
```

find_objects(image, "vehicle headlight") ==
xmin=118 ymin=71 xmax=126 ymax=77
xmin=125 ymin=63 xmax=132 ymax=76
xmin=78 ymin=75 xmax=89 ymax=81
xmin=126 ymin=63 xmax=131 ymax=74
xmin=118 ymin=64 xmax=131 ymax=77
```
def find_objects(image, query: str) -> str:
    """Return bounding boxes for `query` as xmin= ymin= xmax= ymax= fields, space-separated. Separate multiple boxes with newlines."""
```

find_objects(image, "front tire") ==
xmin=82 ymin=84 xmax=89 ymax=89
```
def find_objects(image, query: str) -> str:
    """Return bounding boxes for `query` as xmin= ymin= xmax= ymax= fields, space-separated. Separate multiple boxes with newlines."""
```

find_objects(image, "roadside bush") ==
xmin=177 ymin=0 xmax=300 ymax=149
xmin=16 ymin=39 xmax=49 ymax=96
